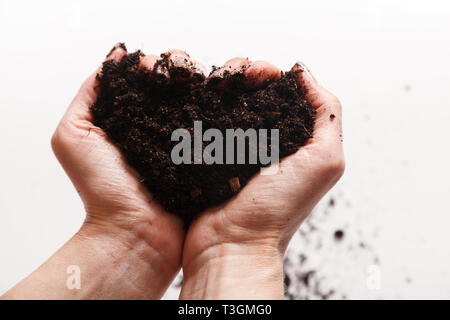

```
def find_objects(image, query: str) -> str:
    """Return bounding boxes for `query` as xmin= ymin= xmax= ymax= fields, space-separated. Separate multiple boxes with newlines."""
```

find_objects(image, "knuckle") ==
xmin=326 ymin=155 xmax=345 ymax=182
xmin=329 ymin=155 xmax=346 ymax=178
xmin=224 ymin=57 xmax=250 ymax=68
xmin=51 ymin=125 xmax=71 ymax=155
xmin=316 ymin=149 xmax=345 ymax=183
xmin=320 ymin=88 xmax=342 ymax=111
xmin=167 ymin=49 xmax=188 ymax=56
xmin=327 ymin=94 xmax=342 ymax=110
xmin=50 ymin=127 xmax=63 ymax=152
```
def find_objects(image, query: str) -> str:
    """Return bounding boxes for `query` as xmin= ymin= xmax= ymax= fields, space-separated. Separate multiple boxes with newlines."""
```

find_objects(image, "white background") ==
xmin=0 ymin=0 xmax=449 ymax=299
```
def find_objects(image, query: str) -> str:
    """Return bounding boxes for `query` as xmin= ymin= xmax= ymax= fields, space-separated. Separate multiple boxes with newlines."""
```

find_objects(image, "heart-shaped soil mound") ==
xmin=91 ymin=50 xmax=315 ymax=223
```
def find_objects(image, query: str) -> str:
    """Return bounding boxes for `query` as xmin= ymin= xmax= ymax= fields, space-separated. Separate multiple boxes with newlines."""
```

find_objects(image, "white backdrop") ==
xmin=1 ymin=0 xmax=449 ymax=299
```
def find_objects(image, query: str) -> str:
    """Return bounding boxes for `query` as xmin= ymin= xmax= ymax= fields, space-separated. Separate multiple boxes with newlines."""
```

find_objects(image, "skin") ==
xmin=1 ymin=45 xmax=344 ymax=300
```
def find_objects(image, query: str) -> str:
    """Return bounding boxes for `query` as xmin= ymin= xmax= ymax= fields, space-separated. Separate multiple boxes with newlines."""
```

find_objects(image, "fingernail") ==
xmin=294 ymin=61 xmax=317 ymax=83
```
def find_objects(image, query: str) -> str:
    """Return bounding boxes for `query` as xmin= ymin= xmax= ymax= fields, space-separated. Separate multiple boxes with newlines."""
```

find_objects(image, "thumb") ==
xmin=63 ymin=43 xmax=127 ymax=124
xmin=291 ymin=62 xmax=343 ymax=149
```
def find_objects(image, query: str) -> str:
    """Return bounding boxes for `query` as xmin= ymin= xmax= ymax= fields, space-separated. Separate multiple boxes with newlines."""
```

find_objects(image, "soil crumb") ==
xmin=334 ymin=230 xmax=344 ymax=241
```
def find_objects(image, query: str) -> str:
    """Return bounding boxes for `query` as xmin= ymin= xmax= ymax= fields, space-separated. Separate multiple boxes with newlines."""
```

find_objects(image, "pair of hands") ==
xmin=4 ymin=44 xmax=344 ymax=300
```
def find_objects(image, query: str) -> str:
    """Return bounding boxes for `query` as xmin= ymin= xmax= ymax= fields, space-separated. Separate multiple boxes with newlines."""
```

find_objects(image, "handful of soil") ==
xmin=91 ymin=47 xmax=315 ymax=224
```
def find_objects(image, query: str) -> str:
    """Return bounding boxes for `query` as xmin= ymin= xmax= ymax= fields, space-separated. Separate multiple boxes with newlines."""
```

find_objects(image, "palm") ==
xmin=183 ymin=143 xmax=324 ymax=259
xmin=52 ymin=71 xmax=184 ymax=268
xmin=183 ymin=64 xmax=344 ymax=262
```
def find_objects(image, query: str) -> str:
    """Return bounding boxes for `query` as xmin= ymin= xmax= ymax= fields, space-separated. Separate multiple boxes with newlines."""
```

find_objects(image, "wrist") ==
xmin=3 ymin=222 xmax=180 ymax=300
xmin=75 ymin=216 xmax=181 ymax=299
xmin=180 ymin=243 xmax=284 ymax=300
xmin=83 ymin=204 xmax=184 ymax=272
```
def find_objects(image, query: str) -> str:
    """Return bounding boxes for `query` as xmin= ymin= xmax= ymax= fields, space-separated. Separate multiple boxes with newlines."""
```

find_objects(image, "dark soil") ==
xmin=91 ymin=47 xmax=315 ymax=224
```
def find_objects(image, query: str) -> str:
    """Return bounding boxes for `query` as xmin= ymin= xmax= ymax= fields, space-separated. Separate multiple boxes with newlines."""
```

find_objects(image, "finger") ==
xmin=291 ymin=62 xmax=343 ymax=148
xmin=208 ymin=57 xmax=250 ymax=89
xmin=208 ymin=58 xmax=280 ymax=90
xmin=105 ymin=42 xmax=127 ymax=61
xmin=139 ymin=54 xmax=160 ymax=72
xmin=63 ymin=44 xmax=127 ymax=123
xmin=166 ymin=49 xmax=192 ymax=70
xmin=146 ymin=49 xmax=206 ymax=82
xmin=210 ymin=57 xmax=250 ymax=78
xmin=242 ymin=60 xmax=281 ymax=89
xmin=167 ymin=49 xmax=206 ymax=82
xmin=190 ymin=59 xmax=208 ymax=79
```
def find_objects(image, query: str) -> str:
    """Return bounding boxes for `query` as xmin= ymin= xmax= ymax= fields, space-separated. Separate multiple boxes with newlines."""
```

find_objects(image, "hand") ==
xmin=51 ymin=45 xmax=187 ymax=265
xmin=3 ymin=45 xmax=196 ymax=299
xmin=180 ymin=59 xmax=345 ymax=299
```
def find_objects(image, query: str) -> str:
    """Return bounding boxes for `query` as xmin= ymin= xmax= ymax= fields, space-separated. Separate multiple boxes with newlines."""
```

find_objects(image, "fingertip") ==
xmin=94 ymin=44 xmax=127 ymax=97
xmin=290 ymin=62 xmax=343 ymax=146
xmin=207 ymin=57 xmax=251 ymax=89
xmin=82 ymin=43 xmax=128 ymax=116
xmin=210 ymin=57 xmax=250 ymax=78
xmin=164 ymin=49 xmax=206 ymax=82
xmin=291 ymin=61 xmax=317 ymax=83
xmin=208 ymin=58 xmax=282 ymax=90
xmin=166 ymin=49 xmax=191 ymax=64
xmin=290 ymin=62 xmax=327 ymax=110
xmin=243 ymin=61 xmax=281 ymax=89
xmin=191 ymin=59 xmax=208 ymax=77
xmin=223 ymin=57 xmax=251 ymax=69
xmin=105 ymin=43 xmax=127 ymax=62
xmin=139 ymin=54 xmax=159 ymax=72
xmin=166 ymin=49 xmax=191 ymax=57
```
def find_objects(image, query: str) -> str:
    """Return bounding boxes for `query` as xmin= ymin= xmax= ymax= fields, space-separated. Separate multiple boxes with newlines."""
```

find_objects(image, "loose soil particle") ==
xmin=334 ymin=229 xmax=344 ymax=241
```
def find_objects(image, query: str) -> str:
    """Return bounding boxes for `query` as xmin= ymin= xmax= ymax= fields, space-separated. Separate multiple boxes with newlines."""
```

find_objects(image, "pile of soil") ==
xmin=91 ymin=47 xmax=315 ymax=224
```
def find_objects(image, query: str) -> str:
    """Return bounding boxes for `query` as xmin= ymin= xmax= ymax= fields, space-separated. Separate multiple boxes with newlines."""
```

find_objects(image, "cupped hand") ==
xmin=50 ymin=46 xmax=207 ymax=296
xmin=180 ymin=58 xmax=345 ymax=299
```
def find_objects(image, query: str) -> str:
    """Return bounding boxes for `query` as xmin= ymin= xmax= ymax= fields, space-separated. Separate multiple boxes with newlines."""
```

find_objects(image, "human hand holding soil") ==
xmin=180 ymin=60 xmax=345 ymax=299
xmin=2 ymin=45 xmax=186 ymax=299
xmin=1 ymin=45 xmax=344 ymax=300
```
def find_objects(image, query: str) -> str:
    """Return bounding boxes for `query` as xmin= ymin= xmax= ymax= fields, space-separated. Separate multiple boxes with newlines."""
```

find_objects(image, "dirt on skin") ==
xmin=91 ymin=45 xmax=316 ymax=225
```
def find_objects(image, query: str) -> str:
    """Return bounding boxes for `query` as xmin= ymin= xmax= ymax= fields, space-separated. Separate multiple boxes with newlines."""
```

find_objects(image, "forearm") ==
xmin=2 ymin=223 xmax=179 ymax=300
xmin=180 ymin=243 xmax=284 ymax=300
